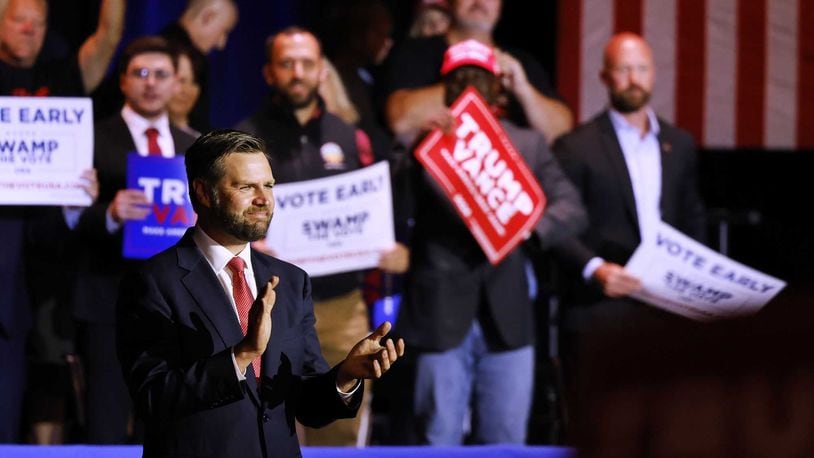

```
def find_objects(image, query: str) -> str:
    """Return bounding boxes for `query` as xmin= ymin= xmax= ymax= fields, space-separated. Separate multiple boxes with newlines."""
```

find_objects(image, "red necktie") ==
xmin=226 ymin=257 xmax=261 ymax=381
xmin=145 ymin=127 xmax=162 ymax=156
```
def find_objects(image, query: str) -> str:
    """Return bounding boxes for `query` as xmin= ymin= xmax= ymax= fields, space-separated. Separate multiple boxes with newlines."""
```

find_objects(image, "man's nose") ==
xmin=253 ymin=188 xmax=271 ymax=203
xmin=293 ymin=62 xmax=305 ymax=78
xmin=21 ymin=19 xmax=36 ymax=34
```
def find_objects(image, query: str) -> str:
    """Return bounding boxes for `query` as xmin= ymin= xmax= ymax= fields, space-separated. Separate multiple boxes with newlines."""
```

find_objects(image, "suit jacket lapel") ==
xmin=598 ymin=112 xmax=640 ymax=232
xmin=176 ymin=231 xmax=266 ymax=405
xmin=250 ymin=250 xmax=294 ymax=409
xmin=110 ymin=115 xmax=137 ymax=180
xmin=176 ymin=231 xmax=244 ymax=348
xmin=657 ymin=123 xmax=676 ymax=218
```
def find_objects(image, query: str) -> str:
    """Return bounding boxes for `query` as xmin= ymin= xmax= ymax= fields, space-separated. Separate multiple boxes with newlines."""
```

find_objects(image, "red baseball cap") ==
xmin=440 ymin=39 xmax=500 ymax=76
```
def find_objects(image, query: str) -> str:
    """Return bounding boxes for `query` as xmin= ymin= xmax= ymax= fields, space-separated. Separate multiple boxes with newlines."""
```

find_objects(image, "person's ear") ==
xmin=262 ymin=63 xmax=275 ymax=86
xmin=192 ymin=179 xmax=211 ymax=208
xmin=599 ymin=68 xmax=611 ymax=86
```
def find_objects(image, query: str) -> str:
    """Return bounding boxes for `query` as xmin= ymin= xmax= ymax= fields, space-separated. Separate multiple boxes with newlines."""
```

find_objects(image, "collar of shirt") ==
xmin=191 ymin=226 xmax=258 ymax=304
xmin=121 ymin=105 xmax=175 ymax=157
xmin=608 ymin=106 xmax=661 ymax=138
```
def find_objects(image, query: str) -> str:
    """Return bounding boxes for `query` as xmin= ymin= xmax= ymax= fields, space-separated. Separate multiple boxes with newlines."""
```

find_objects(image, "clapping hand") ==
xmin=336 ymin=321 xmax=405 ymax=392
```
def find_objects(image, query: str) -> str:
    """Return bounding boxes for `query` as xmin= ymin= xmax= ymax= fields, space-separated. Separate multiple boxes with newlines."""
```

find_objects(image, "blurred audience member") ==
xmin=161 ymin=0 xmax=238 ymax=132
xmin=385 ymin=0 xmax=572 ymax=147
xmin=168 ymin=50 xmax=203 ymax=138
xmin=0 ymin=0 xmax=125 ymax=95
xmin=332 ymin=0 xmax=394 ymax=162
xmin=72 ymin=36 xmax=196 ymax=444
xmin=236 ymin=27 xmax=407 ymax=446
xmin=552 ymin=33 xmax=706 ymax=429
xmin=409 ymin=0 xmax=451 ymax=38
xmin=397 ymin=40 xmax=586 ymax=445
xmin=0 ymin=0 xmax=123 ymax=443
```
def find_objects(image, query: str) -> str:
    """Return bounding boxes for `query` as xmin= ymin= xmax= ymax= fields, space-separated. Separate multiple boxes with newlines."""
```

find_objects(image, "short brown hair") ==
xmin=118 ymin=36 xmax=178 ymax=76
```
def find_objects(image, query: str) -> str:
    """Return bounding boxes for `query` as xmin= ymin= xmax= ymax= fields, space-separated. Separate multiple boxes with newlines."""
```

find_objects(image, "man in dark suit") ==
xmin=553 ymin=32 xmax=706 ymax=324
xmin=552 ymin=33 xmax=706 ymax=413
xmin=73 ymin=36 xmax=197 ymax=443
xmin=116 ymin=129 xmax=404 ymax=458
xmin=397 ymin=40 xmax=586 ymax=445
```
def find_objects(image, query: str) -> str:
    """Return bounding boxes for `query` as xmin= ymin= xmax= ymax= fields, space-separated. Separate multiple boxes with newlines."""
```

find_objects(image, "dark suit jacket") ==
xmin=116 ymin=230 xmax=360 ymax=458
xmin=73 ymin=114 xmax=196 ymax=324
xmin=553 ymin=111 xmax=706 ymax=315
xmin=398 ymin=120 xmax=587 ymax=352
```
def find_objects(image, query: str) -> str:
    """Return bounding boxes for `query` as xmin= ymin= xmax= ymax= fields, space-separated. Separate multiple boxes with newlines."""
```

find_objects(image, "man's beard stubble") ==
xmin=211 ymin=191 xmax=273 ymax=242
xmin=285 ymin=79 xmax=319 ymax=109
xmin=610 ymin=85 xmax=651 ymax=113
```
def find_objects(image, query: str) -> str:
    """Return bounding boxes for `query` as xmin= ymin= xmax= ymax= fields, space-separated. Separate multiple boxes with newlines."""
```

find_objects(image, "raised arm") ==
xmin=496 ymin=49 xmax=573 ymax=144
xmin=78 ymin=0 xmax=126 ymax=93
xmin=385 ymin=83 xmax=446 ymax=146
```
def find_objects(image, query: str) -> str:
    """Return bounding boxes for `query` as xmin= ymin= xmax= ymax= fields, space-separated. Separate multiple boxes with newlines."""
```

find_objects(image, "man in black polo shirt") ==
xmin=236 ymin=27 xmax=407 ymax=446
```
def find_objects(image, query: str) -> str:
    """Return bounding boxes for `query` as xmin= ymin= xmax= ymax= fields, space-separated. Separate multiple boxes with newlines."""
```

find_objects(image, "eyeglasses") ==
xmin=128 ymin=67 xmax=173 ymax=81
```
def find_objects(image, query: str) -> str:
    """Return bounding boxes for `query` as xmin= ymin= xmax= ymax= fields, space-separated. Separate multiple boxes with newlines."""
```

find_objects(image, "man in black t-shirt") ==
xmin=385 ymin=0 xmax=572 ymax=146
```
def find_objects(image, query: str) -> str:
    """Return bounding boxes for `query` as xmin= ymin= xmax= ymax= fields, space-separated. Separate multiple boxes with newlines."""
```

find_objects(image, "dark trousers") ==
xmin=0 ymin=332 xmax=26 ymax=443
xmin=77 ymin=322 xmax=131 ymax=444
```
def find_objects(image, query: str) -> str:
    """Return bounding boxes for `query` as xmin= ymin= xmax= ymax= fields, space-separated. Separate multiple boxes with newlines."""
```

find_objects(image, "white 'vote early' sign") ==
xmin=625 ymin=221 xmax=786 ymax=321
xmin=0 ymin=96 xmax=93 ymax=206
xmin=265 ymin=161 xmax=395 ymax=277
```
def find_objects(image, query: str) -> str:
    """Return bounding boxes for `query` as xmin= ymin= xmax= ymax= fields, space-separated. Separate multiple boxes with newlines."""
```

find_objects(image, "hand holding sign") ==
xmin=79 ymin=169 xmax=99 ymax=203
xmin=421 ymin=106 xmax=455 ymax=135
xmin=625 ymin=221 xmax=786 ymax=321
xmin=593 ymin=262 xmax=642 ymax=298
xmin=413 ymin=87 xmax=546 ymax=264
xmin=110 ymin=189 xmax=150 ymax=223
xmin=378 ymin=243 xmax=410 ymax=274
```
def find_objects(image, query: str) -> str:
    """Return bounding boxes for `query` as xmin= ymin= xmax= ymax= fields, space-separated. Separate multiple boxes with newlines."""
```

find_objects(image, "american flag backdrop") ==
xmin=557 ymin=0 xmax=814 ymax=149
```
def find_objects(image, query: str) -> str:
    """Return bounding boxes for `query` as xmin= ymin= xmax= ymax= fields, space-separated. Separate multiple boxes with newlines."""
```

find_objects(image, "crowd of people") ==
xmin=0 ymin=0 xmax=708 ymax=451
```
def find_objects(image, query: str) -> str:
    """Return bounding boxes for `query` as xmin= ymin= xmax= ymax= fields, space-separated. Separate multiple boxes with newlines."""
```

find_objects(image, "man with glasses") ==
xmin=72 ymin=36 xmax=196 ymax=443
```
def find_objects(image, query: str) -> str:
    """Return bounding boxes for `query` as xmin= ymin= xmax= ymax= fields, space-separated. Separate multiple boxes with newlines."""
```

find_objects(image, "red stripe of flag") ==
xmin=735 ymin=0 xmax=767 ymax=147
xmin=614 ymin=0 xmax=643 ymax=34
xmin=675 ymin=0 xmax=707 ymax=143
xmin=557 ymin=0 xmax=582 ymax=120
xmin=798 ymin=0 xmax=814 ymax=149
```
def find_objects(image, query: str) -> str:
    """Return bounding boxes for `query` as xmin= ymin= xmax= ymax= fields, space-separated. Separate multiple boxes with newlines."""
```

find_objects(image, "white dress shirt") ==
xmin=105 ymin=106 xmax=176 ymax=233
xmin=190 ymin=227 xmax=359 ymax=398
xmin=121 ymin=105 xmax=176 ymax=158
xmin=582 ymin=108 xmax=663 ymax=280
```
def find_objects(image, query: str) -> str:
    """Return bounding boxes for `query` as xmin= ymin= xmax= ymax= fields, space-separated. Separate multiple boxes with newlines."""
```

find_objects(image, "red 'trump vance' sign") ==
xmin=414 ymin=87 xmax=546 ymax=265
